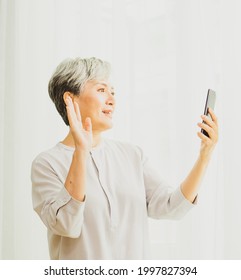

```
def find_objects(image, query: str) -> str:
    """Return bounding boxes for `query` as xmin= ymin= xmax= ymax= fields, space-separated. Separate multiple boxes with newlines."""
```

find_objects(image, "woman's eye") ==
xmin=98 ymin=88 xmax=105 ymax=92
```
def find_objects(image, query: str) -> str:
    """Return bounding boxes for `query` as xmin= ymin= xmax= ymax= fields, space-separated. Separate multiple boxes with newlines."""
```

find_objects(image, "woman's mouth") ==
xmin=102 ymin=109 xmax=113 ymax=118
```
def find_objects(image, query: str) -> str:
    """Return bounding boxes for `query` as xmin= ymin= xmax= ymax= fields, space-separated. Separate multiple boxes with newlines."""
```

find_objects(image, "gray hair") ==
xmin=48 ymin=57 xmax=111 ymax=125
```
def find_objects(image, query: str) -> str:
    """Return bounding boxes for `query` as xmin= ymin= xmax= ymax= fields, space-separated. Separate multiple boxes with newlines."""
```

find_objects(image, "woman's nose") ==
xmin=106 ymin=91 xmax=115 ymax=106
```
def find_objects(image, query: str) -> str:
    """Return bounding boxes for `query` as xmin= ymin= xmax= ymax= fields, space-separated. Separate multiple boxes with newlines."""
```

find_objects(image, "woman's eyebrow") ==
xmin=95 ymin=82 xmax=114 ymax=90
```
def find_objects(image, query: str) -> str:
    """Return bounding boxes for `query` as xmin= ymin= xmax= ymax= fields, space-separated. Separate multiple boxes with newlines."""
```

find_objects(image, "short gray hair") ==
xmin=48 ymin=57 xmax=111 ymax=125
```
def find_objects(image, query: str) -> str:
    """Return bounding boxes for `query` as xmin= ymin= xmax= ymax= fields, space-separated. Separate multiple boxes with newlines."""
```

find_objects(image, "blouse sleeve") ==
xmin=142 ymin=152 xmax=196 ymax=220
xmin=31 ymin=155 xmax=85 ymax=238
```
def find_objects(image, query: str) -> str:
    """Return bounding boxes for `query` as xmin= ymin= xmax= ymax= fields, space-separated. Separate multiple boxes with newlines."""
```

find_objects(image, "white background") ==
xmin=0 ymin=0 xmax=240 ymax=260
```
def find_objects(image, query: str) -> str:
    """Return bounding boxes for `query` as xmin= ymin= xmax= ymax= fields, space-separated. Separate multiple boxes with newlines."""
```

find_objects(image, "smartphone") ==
xmin=201 ymin=89 xmax=216 ymax=137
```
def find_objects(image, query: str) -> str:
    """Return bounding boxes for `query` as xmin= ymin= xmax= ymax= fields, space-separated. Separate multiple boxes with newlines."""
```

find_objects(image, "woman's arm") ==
xmin=31 ymin=95 xmax=93 ymax=238
xmin=64 ymin=95 xmax=93 ymax=201
xmin=180 ymin=108 xmax=218 ymax=202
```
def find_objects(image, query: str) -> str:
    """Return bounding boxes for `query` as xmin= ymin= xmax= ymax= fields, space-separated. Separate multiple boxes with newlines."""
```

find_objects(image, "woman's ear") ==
xmin=63 ymin=92 xmax=73 ymax=104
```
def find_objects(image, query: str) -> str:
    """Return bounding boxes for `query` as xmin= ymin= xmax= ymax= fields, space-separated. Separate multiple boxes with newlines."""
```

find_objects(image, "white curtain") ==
xmin=0 ymin=0 xmax=240 ymax=259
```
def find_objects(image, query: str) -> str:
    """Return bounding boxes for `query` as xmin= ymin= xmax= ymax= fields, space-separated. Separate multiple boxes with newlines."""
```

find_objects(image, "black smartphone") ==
xmin=201 ymin=89 xmax=216 ymax=137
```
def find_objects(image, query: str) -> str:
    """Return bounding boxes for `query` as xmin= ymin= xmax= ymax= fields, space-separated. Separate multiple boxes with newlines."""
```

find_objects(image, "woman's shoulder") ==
xmin=32 ymin=142 xmax=73 ymax=167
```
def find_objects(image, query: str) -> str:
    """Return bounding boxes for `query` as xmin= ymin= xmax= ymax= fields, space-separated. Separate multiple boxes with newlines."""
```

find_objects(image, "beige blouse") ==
xmin=31 ymin=139 xmax=195 ymax=259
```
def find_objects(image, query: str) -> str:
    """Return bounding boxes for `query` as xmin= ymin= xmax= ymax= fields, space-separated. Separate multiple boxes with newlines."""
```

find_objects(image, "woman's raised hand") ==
xmin=65 ymin=96 xmax=93 ymax=152
xmin=197 ymin=108 xmax=218 ymax=160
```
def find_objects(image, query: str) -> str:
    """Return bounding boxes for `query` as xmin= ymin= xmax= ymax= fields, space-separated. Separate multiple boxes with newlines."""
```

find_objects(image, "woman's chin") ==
xmin=93 ymin=121 xmax=113 ymax=132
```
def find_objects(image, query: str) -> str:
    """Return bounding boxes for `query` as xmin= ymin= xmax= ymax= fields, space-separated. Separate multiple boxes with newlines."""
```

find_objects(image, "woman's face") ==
xmin=74 ymin=79 xmax=115 ymax=134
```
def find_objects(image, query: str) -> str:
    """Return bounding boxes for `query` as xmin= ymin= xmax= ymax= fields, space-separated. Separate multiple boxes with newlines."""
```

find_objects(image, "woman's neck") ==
xmin=61 ymin=131 xmax=102 ymax=148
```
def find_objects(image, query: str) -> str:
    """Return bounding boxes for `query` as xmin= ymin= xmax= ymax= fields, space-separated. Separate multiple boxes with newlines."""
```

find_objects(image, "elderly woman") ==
xmin=31 ymin=57 xmax=218 ymax=260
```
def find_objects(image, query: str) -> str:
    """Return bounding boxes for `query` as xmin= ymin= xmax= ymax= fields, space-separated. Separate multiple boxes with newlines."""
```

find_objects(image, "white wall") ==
xmin=0 ymin=0 xmax=241 ymax=259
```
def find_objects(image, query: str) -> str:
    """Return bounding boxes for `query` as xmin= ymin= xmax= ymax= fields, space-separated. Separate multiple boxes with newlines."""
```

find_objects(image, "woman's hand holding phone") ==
xmin=197 ymin=90 xmax=218 ymax=160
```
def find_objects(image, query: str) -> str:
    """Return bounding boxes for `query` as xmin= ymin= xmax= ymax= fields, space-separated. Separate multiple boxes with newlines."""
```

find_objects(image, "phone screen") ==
xmin=201 ymin=89 xmax=216 ymax=137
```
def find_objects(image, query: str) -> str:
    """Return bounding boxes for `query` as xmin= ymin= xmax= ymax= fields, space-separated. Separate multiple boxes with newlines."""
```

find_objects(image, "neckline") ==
xmin=57 ymin=138 xmax=105 ymax=152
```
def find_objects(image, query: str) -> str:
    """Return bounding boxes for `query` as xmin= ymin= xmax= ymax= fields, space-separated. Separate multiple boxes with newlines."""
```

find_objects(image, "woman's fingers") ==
xmin=65 ymin=96 xmax=82 ymax=129
xmin=208 ymin=108 xmax=218 ymax=125
xmin=197 ymin=122 xmax=215 ymax=139
xmin=201 ymin=115 xmax=217 ymax=131
xmin=84 ymin=117 xmax=92 ymax=132
xmin=197 ymin=131 xmax=212 ymax=144
xmin=201 ymin=110 xmax=218 ymax=133
xmin=65 ymin=97 xmax=76 ymax=127
xmin=74 ymin=100 xmax=82 ymax=123
xmin=200 ymin=111 xmax=218 ymax=141
xmin=64 ymin=95 xmax=93 ymax=150
xmin=197 ymin=109 xmax=219 ymax=148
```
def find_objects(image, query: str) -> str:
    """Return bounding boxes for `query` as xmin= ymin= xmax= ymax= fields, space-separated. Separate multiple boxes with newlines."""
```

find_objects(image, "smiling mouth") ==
xmin=102 ymin=110 xmax=113 ymax=118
